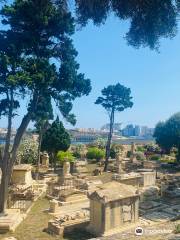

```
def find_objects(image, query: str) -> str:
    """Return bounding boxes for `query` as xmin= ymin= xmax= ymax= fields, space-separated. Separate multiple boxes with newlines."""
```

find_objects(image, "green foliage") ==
xmin=86 ymin=147 xmax=105 ymax=161
xmin=154 ymin=112 xmax=180 ymax=161
xmin=95 ymin=83 xmax=133 ymax=170
xmin=154 ymin=122 xmax=172 ymax=153
xmin=150 ymin=155 xmax=161 ymax=161
xmin=72 ymin=151 xmax=81 ymax=158
xmin=127 ymin=151 xmax=131 ymax=158
xmin=41 ymin=118 xmax=70 ymax=156
xmin=75 ymin=0 xmax=178 ymax=50
xmin=17 ymin=138 xmax=38 ymax=164
xmin=71 ymin=144 xmax=86 ymax=158
xmin=95 ymin=83 xmax=133 ymax=113
xmin=136 ymin=146 xmax=145 ymax=152
xmin=110 ymin=144 xmax=124 ymax=158
xmin=57 ymin=151 xmax=74 ymax=162
xmin=0 ymin=0 xmax=92 ymax=129
xmin=94 ymin=138 xmax=106 ymax=149
xmin=175 ymin=224 xmax=180 ymax=234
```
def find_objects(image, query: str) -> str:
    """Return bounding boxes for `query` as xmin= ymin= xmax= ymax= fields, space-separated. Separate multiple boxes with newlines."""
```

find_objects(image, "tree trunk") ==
xmin=0 ymin=112 xmax=31 ymax=214
xmin=53 ymin=152 xmax=57 ymax=173
xmin=36 ymin=128 xmax=42 ymax=180
xmin=0 ymin=170 xmax=9 ymax=214
xmin=104 ymin=109 xmax=114 ymax=172
xmin=9 ymin=113 xmax=32 ymax=172
xmin=0 ymin=90 xmax=13 ymax=214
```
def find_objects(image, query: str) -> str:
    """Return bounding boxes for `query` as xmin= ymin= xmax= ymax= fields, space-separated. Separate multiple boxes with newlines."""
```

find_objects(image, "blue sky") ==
xmin=69 ymin=16 xmax=180 ymax=129
xmin=1 ymin=14 xmax=180 ymax=130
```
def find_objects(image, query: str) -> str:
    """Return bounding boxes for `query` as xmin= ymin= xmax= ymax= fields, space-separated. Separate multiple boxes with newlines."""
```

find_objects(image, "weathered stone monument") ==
xmin=141 ymin=171 xmax=156 ymax=187
xmin=112 ymin=172 xmax=142 ymax=188
xmin=11 ymin=164 xmax=33 ymax=187
xmin=87 ymin=181 xmax=139 ymax=236
xmin=49 ymin=199 xmax=59 ymax=213
xmin=59 ymin=159 xmax=73 ymax=186
xmin=130 ymin=142 xmax=136 ymax=163
xmin=73 ymin=160 xmax=88 ymax=175
xmin=48 ymin=210 xmax=89 ymax=237
xmin=116 ymin=153 xmax=124 ymax=175
xmin=41 ymin=152 xmax=49 ymax=167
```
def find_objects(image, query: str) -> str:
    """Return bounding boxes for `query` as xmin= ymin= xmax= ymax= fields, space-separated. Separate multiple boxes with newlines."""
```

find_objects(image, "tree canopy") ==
xmin=1 ymin=0 xmax=179 ymax=50
xmin=41 ymin=117 xmax=71 ymax=157
xmin=0 ymin=0 xmax=91 ymax=213
xmin=154 ymin=112 xmax=180 ymax=160
xmin=95 ymin=83 xmax=133 ymax=113
xmin=95 ymin=83 xmax=133 ymax=171
xmin=75 ymin=0 xmax=178 ymax=50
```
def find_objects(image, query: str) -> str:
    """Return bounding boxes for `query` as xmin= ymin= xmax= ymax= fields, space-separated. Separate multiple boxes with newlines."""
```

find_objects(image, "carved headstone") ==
xmin=130 ymin=142 xmax=136 ymax=163
xmin=63 ymin=159 xmax=71 ymax=177
xmin=41 ymin=152 xmax=49 ymax=166
xmin=116 ymin=153 xmax=123 ymax=174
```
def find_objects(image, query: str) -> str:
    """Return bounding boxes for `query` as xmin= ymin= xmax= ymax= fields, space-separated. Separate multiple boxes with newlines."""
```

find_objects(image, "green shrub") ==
xmin=136 ymin=146 xmax=145 ymax=152
xmin=110 ymin=144 xmax=124 ymax=158
xmin=17 ymin=138 xmax=38 ymax=164
xmin=86 ymin=147 xmax=105 ymax=161
xmin=150 ymin=155 xmax=160 ymax=161
xmin=73 ymin=151 xmax=81 ymax=158
xmin=175 ymin=224 xmax=180 ymax=234
xmin=57 ymin=151 xmax=75 ymax=162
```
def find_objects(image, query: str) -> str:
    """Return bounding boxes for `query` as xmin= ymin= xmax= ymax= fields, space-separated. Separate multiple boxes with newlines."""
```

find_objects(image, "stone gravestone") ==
xmin=116 ymin=153 xmax=123 ymax=175
xmin=41 ymin=152 xmax=49 ymax=167
xmin=59 ymin=159 xmax=73 ymax=186
xmin=49 ymin=199 xmax=59 ymax=213
xmin=130 ymin=142 xmax=136 ymax=163
xmin=63 ymin=159 xmax=71 ymax=177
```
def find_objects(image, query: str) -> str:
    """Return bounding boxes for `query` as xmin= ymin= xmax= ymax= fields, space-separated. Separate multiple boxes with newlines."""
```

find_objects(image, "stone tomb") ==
xmin=58 ymin=189 xmax=87 ymax=206
xmin=87 ymin=181 xmax=139 ymax=236
xmin=11 ymin=164 xmax=33 ymax=187
xmin=143 ymin=160 xmax=161 ymax=169
xmin=112 ymin=172 xmax=142 ymax=188
xmin=48 ymin=210 xmax=89 ymax=237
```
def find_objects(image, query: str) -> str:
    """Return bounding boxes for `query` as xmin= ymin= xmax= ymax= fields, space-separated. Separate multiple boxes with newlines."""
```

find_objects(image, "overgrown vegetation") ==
xmin=86 ymin=147 xmax=105 ymax=161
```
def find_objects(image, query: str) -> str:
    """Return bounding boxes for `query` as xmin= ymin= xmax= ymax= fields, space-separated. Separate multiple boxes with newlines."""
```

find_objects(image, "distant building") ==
xmin=122 ymin=124 xmax=134 ymax=137
xmin=134 ymin=125 xmax=141 ymax=136
xmin=69 ymin=128 xmax=108 ymax=144
xmin=101 ymin=123 xmax=122 ymax=132
xmin=121 ymin=125 xmax=154 ymax=138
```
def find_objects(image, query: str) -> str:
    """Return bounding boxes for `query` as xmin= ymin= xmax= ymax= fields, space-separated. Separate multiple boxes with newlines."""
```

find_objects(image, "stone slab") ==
xmin=0 ymin=210 xmax=23 ymax=233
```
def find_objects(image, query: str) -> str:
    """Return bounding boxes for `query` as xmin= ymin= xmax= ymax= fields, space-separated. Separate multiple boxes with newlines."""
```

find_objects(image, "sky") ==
xmin=1 ymin=14 xmax=180 ymax=130
xmin=68 ymin=16 xmax=180 ymax=129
